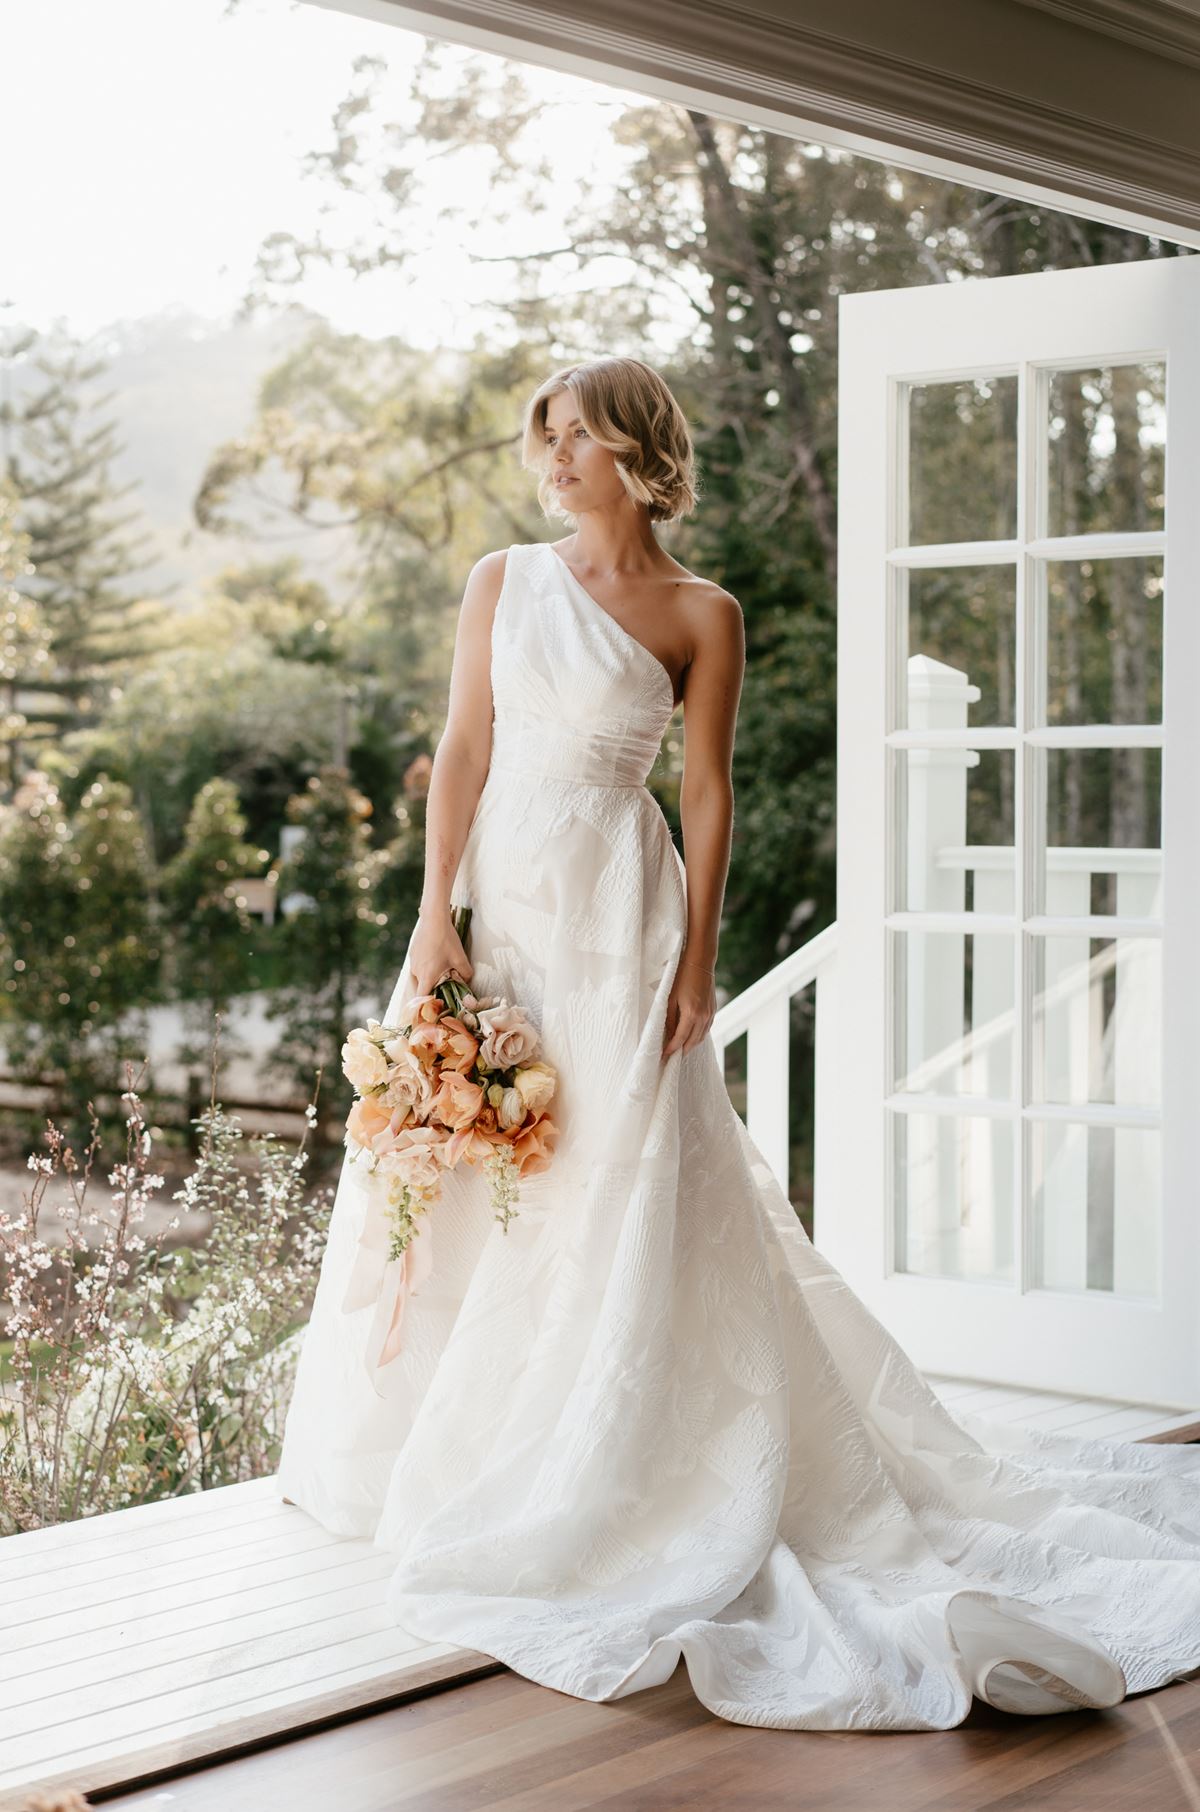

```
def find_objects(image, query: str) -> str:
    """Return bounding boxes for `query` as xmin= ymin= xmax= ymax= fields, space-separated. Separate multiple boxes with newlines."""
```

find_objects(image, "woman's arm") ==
xmin=662 ymin=587 xmax=745 ymax=1056
xmin=408 ymin=549 xmax=506 ymax=993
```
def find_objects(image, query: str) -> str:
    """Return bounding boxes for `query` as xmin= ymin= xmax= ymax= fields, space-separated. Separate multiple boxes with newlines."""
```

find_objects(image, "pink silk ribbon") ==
xmin=340 ymin=1167 xmax=434 ymax=1393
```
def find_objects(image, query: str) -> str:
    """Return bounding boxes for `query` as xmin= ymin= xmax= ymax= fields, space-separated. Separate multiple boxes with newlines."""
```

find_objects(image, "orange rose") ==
xmin=405 ymin=994 xmax=447 ymax=1025
xmin=442 ymin=1121 xmax=499 ymax=1167
xmin=437 ymin=1015 xmax=481 ymax=1073
xmin=346 ymin=1094 xmax=393 ymax=1153
xmin=430 ymin=1068 xmax=485 ymax=1131
xmin=512 ymin=1109 xmax=558 ymax=1177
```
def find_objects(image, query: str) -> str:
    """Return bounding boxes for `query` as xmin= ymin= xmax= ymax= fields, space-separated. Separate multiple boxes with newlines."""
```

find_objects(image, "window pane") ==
xmin=1033 ymin=935 xmax=1161 ymax=1109
xmin=1038 ymin=747 xmax=1162 ymax=917
xmin=896 ymin=748 xmax=1015 ymax=914
xmin=907 ymin=376 xmax=1018 ymax=545
xmin=895 ymin=1112 xmax=1014 ymax=1282
xmin=1047 ymin=362 xmax=1165 ymax=538
xmin=894 ymin=931 xmax=1014 ymax=1099
xmin=899 ymin=566 xmax=1016 ymax=729
xmin=1032 ymin=1121 xmax=1159 ymax=1298
xmin=1045 ymin=557 xmax=1163 ymax=726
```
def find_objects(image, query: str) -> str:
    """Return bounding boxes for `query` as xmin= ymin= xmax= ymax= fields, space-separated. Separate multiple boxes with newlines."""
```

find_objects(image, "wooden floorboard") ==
xmin=96 ymin=1659 xmax=1200 ymax=1812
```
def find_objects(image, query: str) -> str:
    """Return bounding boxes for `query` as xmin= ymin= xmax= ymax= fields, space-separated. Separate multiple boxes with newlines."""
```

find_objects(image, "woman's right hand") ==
xmin=407 ymin=908 xmax=474 ymax=998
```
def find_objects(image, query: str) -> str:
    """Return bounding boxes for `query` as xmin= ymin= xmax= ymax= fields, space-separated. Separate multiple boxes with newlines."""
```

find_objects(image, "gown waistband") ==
xmin=488 ymin=710 xmax=658 ymax=789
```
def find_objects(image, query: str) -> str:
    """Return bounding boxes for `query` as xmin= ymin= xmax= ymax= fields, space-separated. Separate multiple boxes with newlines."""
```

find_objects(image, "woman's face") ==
xmin=542 ymin=390 xmax=625 ymax=514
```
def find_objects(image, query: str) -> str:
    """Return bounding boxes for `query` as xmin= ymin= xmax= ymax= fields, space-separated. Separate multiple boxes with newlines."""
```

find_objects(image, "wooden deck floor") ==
xmin=2 ymin=1376 xmax=1197 ymax=1810
xmin=101 ymin=1657 xmax=1200 ymax=1812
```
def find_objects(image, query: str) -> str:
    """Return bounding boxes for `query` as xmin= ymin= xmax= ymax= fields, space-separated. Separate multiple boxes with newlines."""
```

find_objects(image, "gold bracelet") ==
xmin=680 ymin=956 xmax=717 ymax=974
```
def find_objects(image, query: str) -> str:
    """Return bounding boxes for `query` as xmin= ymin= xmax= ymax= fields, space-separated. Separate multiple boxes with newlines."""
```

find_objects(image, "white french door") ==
xmin=827 ymin=255 xmax=1200 ymax=1406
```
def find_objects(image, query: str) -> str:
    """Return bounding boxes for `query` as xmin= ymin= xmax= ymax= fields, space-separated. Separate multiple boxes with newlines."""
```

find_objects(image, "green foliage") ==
xmin=267 ymin=766 xmax=389 ymax=1119
xmin=161 ymin=778 xmax=268 ymax=1024
xmin=0 ymin=771 xmax=161 ymax=1136
xmin=358 ymin=755 xmax=432 ymax=994
xmin=48 ymin=615 xmax=344 ymax=861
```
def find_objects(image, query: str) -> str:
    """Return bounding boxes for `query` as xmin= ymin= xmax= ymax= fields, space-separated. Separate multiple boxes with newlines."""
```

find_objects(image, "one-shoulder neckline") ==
xmin=540 ymin=543 xmax=678 ymax=711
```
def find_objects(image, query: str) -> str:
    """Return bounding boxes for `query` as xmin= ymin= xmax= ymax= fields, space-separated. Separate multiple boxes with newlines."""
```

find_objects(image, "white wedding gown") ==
xmin=277 ymin=539 xmax=1200 ymax=1730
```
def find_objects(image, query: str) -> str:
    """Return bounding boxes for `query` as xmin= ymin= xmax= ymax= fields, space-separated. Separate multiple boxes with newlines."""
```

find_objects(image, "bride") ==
xmin=277 ymin=355 xmax=1200 ymax=1731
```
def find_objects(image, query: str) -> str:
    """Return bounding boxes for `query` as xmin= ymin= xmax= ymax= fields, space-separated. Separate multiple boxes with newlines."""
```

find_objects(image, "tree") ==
xmin=0 ymin=771 xmax=161 ymax=1137
xmin=161 ymin=778 xmax=269 ymax=1068
xmin=231 ymin=50 xmax=1181 ymax=992
xmin=0 ymin=477 xmax=53 ymax=793
xmin=267 ymin=766 xmax=388 ymax=1129
xmin=45 ymin=587 xmax=349 ymax=863
xmin=0 ymin=324 xmax=172 ymax=775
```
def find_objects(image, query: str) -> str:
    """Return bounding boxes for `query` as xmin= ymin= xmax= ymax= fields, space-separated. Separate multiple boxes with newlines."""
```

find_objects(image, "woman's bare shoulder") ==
xmin=468 ymin=546 xmax=513 ymax=590
xmin=668 ymin=564 xmax=743 ymax=658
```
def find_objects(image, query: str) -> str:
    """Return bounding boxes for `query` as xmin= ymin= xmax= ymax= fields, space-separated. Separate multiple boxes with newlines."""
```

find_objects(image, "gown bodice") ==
xmin=488 ymin=541 xmax=677 ymax=791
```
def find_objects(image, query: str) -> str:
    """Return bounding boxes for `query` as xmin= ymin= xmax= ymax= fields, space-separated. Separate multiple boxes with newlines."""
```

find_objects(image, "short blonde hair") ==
xmin=520 ymin=357 xmax=699 ymax=525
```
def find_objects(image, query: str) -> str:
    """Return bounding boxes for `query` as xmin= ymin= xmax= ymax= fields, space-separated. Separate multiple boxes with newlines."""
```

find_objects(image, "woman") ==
xmin=277 ymin=356 xmax=1200 ymax=1730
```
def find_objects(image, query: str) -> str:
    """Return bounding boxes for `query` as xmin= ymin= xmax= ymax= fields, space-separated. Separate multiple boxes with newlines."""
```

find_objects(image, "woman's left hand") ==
xmin=662 ymin=958 xmax=717 ymax=1058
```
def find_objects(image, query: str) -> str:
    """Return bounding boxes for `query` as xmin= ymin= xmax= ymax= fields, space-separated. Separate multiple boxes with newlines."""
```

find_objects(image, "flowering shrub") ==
xmin=0 ymin=1071 xmax=332 ymax=1534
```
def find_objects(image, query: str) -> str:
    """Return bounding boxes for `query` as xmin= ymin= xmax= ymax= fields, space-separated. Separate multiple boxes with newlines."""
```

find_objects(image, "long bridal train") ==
xmin=277 ymin=541 xmax=1200 ymax=1732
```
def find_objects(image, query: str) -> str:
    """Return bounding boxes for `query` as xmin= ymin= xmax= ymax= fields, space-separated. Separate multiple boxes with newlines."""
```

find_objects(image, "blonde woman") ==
xmin=278 ymin=357 xmax=1200 ymax=1731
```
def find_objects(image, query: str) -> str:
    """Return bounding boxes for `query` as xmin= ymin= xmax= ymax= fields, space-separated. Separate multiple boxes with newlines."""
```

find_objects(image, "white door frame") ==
xmin=828 ymin=255 xmax=1200 ymax=1405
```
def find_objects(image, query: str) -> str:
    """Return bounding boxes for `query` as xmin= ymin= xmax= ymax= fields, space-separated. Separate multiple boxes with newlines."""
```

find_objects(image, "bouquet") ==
xmin=339 ymin=904 xmax=559 ymax=1379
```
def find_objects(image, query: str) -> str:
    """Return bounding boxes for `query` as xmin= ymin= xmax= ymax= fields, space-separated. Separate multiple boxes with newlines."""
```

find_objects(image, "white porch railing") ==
xmin=895 ymin=651 xmax=1162 ymax=1292
xmin=708 ymin=921 xmax=840 ymax=1219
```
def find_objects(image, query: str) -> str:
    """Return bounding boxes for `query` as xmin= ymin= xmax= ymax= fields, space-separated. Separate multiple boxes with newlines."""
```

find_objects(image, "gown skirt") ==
xmin=276 ymin=540 xmax=1200 ymax=1731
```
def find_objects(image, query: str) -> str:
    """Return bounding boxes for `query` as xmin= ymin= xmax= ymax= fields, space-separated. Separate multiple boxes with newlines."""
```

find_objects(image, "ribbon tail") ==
xmin=340 ymin=1165 xmax=392 ymax=1316
xmin=369 ymin=1214 xmax=434 ymax=1377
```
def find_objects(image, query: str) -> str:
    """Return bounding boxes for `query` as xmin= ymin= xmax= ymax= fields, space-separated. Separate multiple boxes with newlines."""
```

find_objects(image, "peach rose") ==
xmin=476 ymin=1002 xmax=540 ymax=1072
xmin=377 ymin=1127 xmax=445 ymax=1194
xmin=441 ymin=1119 xmax=500 ymax=1168
xmin=512 ymin=1108 xmax=558 ymax=1177
xmin=429 ymin=1068 xmax=485 ymax=1131
xmin=437 ymin=1015 xmax=481 ymax=1074
xmin=404 ymin=993 xmax=448 ymax=1027
xmin=345 ymin=1093 xmax=393 ymax=1153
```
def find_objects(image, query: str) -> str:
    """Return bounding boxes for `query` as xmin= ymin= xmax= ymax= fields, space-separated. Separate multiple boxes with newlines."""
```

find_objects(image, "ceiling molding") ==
xmin=1009 ymin=0 xmax=1200 ymax=67
xmin=311 ymin=0 xmax=1200 ymax=241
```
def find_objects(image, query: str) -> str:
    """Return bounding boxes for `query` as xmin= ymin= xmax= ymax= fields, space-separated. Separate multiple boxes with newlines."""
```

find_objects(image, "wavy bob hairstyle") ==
xmin=520 ymin=357 xmax=699 ymax=526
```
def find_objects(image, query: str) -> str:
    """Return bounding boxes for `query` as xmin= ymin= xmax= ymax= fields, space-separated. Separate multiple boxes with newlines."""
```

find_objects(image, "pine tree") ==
xmin=0 ymin=477 xmax=53 ymax=792
xmin=0 ymin=322 xmax=171 ymax=774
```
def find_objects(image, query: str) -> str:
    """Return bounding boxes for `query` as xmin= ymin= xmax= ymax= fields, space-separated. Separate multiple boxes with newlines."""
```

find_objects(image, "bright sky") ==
xmin=6 ymin=0 xmax=658 ymax=347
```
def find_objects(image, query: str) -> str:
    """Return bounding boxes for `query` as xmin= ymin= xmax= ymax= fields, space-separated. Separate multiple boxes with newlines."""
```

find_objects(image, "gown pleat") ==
xmin=277 ymin=540 xmax=1200 ymax=1731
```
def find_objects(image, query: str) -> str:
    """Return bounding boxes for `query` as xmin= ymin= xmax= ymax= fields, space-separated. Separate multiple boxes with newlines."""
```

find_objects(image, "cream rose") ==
xmin=342 ymin=1027 xmax=389 ymax=1092
xmin=513 ymin=1062 xmax=556 ymax=1115
xmin=383 ymin=1045 xmax=435 ymax=1119
xmin=497 ymin=1086 xmax=526 ymax=1131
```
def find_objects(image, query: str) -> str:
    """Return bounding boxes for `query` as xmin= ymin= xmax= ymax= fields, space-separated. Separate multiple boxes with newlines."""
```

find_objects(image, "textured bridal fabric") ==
xmin=277 ymin=541 xmax=1200 ymax=1731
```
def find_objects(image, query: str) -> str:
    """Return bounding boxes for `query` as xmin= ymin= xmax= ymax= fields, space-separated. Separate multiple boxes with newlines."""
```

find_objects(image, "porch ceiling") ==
xmin=304 ymin=0 xmax=1200 ymax=244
